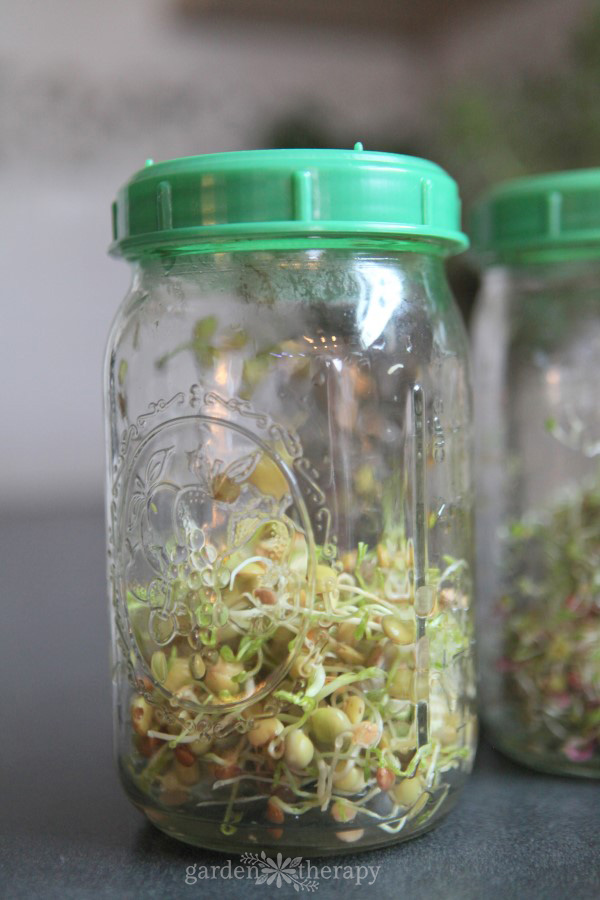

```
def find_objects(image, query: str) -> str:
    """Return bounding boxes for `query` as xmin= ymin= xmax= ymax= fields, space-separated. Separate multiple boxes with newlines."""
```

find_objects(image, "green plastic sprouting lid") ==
xmin=470 ymin=168 xmax=600 ymax=263
xmin=110 ymin=146 xmax=467 ymax=258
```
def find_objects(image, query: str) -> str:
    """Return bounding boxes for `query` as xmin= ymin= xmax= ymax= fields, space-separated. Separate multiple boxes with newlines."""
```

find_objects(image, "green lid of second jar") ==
xmin=110 ymin=145 xmax=467 ymax=258
xmin=470 ymin=168 xmax=600 ymax=263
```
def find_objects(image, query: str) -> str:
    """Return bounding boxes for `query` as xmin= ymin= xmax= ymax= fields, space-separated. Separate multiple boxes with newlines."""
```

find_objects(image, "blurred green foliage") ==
xmin=264 ymin=3 xmax=600 ymax=321
xmin=434 ymin=3 xmax=600 ymax=205
xmin=268 ymin=4 xmax=600 ymax=206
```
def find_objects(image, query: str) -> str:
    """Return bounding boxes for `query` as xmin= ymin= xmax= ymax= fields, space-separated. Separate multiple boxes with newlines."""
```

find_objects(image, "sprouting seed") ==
xmin=151 ymin=651 xmax=168 ymax=684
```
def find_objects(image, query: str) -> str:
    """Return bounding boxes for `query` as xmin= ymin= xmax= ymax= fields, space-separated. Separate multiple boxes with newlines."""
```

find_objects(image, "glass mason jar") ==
xmin=472 ymin=170 xmax=600 ymax=777
xmin=105 ymin=148 xmax=476 ymax=853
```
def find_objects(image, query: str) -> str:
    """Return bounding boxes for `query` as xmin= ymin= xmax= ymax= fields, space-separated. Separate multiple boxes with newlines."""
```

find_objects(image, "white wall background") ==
xmin=0 ymin=0 xmax=589 ymax=510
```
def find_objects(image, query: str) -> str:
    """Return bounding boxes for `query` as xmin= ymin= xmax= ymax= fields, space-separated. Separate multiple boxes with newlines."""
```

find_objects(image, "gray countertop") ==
xmin=1 ymin=508 xmax=598 ymax=900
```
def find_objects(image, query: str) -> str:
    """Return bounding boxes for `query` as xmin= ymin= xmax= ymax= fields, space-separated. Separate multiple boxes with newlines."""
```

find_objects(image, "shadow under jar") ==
xmin=105 ymin=148 xmax=477 ymax=854
xmin=472 ymin=169 xmax=600 ymax=778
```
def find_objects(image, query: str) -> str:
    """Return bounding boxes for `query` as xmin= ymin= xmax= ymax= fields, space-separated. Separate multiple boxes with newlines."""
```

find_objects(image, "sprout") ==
xmin=499 ymin=476 xmax=600 ymax=767
xmin=124 ymin=512 xmax=473 ymax=842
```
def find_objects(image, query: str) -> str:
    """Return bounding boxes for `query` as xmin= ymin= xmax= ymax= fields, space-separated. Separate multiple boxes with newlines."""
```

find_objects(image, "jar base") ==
xmin=120 ymin=745 xmax=469 ymax=854
xmin=485 ymin=727 xmax=600 ymax=779
xmin=138 ymin=797 xmax=457 ymax=856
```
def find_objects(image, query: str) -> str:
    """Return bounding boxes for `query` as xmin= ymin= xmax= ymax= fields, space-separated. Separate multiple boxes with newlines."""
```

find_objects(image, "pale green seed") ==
xmin=284 ymin=730 xmax=315 ymax=769
xmin=392 ymin=775 xmax=425 ymax=808
xmin=248 ymin=717 xmax=284 ymax=748
xmin=190 ymin=736 xmax=212 ymax=755
xmin=190 ymin=653 xmax=206 ymax=681
xmin=204 ymin=657 xmax=243 ymax=694
xmin=342 ymin=695 xmax=365 ymax=725
xmin=311 ymin=707 xmax=352 ymax=745
xmin=333 ymin=763 xmax=366 ymax=793
xmin=151 ymin=650 xmax=168 ymax=684
xmin=382 ymin=615 xmax=416 ymax=645
xmin=388 ymin=666 xmax=415 ymax=700
xmin=164 ymin=657 xmax=193 ymax=693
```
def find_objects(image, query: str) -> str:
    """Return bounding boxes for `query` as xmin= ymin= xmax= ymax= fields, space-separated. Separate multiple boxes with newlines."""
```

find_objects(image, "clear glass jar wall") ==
xmin=105 ymin=246 xmax=476 ymax=853
xmin=474 ymin=259 xmax=600 ymax=777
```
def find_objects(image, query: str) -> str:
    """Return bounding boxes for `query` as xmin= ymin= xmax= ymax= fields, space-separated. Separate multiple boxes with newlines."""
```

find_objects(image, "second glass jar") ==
xmin=472 ymin=170 xmax=600 ymax=777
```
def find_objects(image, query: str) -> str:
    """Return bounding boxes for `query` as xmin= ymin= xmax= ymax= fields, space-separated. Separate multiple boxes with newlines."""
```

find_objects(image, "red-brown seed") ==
xmin=266 ymin=799 xmax=285 ymax=824
xmin=255 ymin=588 xmax=277 ymax=606
xmin=175 ymin=746 xmax=196 ymax=767
xmin=268 ymin=828 xmax=283 ymax=840
xmin=367 ymin=647 xmax=385 ymax=667
xmin=274 ymin=784 xmax=296 ymax=803
xmin=376 ymin=767 xmax=396 ymax=791
xmin=139 ymin=736 xmax=161 ymax=758
xmin=213 ymin=764 xmax=241 ymax=780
